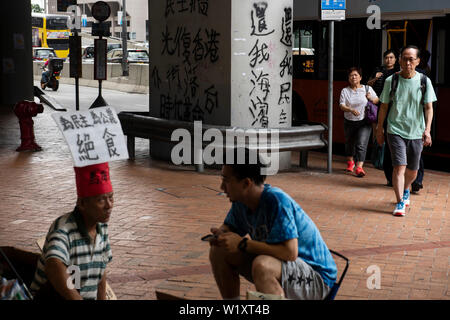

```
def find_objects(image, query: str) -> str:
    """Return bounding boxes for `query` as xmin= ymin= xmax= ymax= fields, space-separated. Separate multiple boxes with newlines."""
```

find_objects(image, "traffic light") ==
xmin=57 ymin=0 xmax=77 ymax=12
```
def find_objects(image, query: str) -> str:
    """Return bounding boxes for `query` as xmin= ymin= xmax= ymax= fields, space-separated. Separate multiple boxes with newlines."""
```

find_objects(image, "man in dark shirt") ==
xmin=368 ymin=49 xmax=399 ymax=97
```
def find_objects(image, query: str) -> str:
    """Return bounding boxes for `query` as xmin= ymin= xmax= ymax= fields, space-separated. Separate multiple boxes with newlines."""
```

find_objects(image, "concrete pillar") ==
xmin=0 ymin=1 xmax=34 ymax=107
xmin=149 ymin=0 xmax=293 ymax=169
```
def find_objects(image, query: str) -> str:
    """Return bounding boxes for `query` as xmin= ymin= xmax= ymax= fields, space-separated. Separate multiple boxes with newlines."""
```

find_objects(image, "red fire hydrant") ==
xmin=14 ymin=101 xmax=44 ymax=152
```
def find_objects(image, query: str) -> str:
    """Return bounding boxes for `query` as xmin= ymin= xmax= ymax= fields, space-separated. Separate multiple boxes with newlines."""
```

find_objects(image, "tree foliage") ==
xmin=31 ymin=4 xmax=44 ymax=13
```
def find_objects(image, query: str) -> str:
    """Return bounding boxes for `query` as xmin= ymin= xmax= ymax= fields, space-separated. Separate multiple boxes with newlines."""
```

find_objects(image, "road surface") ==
xmin=33 ymin=80 xmax=149 ymax=113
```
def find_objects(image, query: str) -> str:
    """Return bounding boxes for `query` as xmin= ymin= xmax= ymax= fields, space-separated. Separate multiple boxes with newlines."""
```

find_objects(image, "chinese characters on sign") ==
xmin=153 ymin=0 xmax=220 ymax=122
xmin=247 ymin=1 xmax=293 ymax=128
xmin=52 ymin=107 xmax=129 ymax=167
xmin=321 ymin=0 xmax=346 ymax=20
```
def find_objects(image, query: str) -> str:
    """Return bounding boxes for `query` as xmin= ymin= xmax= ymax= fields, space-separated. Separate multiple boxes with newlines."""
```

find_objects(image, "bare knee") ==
xmin=405 ymin=168 xmax=418 ymax=177
xmin=209 ymin=245 xmax=226 ymax=265
xmin=394 ymin=166 xmax=406 ymax=176
xmin=251 ymin=255 xmax=283 ymax=295
xmin=209 ymin=245 xmax=243 ymax=267
xmin=252 ymin=255 xmax=280 ymax=281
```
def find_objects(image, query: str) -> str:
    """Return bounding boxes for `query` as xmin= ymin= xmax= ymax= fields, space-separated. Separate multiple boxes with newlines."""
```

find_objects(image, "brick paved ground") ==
xmin=0 ymin=105 xmax=449 ymax=300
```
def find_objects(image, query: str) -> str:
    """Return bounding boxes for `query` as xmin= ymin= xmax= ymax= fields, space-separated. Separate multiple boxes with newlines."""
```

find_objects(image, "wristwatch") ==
xmin=238 ymin=238 xmax=248 ymax=252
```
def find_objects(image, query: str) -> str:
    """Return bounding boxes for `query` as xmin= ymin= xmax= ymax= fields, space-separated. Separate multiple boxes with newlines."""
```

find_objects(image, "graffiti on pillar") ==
xmin=280 ymin=7 xmax=293 ymax=47
xmin=156 ymin=0 xmax=221 ymax=121
xmin=204 ymin=29 xmax=221 ymax=63
xmin=251 ymin=2 xmax=275 ymax=36
xmin=279 ymin=50 xmax=292 ymax=77
xmin=277 ymin=7 xmax=293 ymax=124
xmin=204 ymin=85 xmax=219 ymax=114
xmin=279 ymin=109 xmax=287 ymax=125
xmin=151 ymin=67 xmax=162 ymax=89
xmin=247 ymin=2 xmax=292 ymax=128
xmin=278 ymin=82 xmax=291 ymax=105
xmin=165 ymin=0 xmax=209 ymax=17
xmin=167 ymin=64 xmax=182 ymax=91
xmin=250 ymin=70 xmax=270 ymax=101
xmin=250 ymin=97 xmax=269 ymax=127
xmin=183 ymin=64 xmax=199 ymax=98
xmin=248 ymin=39 xmax=270 ymax=68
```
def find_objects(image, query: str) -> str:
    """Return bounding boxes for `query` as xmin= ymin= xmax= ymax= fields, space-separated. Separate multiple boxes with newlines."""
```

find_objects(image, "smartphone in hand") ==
xmin=201 ymin=234 xmax=217 ymax=241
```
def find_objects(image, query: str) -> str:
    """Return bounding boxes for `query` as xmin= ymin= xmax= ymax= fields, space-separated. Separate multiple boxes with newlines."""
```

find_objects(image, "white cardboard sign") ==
xmin=52 ymin=107 xmax=129 ymax=167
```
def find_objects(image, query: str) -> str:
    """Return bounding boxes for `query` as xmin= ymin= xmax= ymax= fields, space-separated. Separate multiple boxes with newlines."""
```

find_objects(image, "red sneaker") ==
xmin=346 ymin=161 xmax=355 ymax=172
xmin=355 ymin=167 xmax=366 ymax=177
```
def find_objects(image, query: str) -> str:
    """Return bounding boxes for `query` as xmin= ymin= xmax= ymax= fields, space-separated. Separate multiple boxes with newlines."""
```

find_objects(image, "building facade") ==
xmin=47 ymin=0 xmax=148 ymax=42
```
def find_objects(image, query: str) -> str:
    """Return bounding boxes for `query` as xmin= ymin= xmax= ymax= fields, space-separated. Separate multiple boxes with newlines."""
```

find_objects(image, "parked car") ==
xmin=107 ymin=49 xmax=149 ymax=64
xmin=82 ymin=43 xmax=121 ymax=60
xmin=82 ymin=45 xmax=94 ymax=59
xmin=107 ymin=43 xmax=122 ymax=52
xmin=32 ymin=47 xmax=58 ymax=61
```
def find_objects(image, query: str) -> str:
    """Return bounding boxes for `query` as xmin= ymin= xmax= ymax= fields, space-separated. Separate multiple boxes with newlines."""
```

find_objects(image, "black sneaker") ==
xmin=412 ymin=182 xmax=423 ymax=194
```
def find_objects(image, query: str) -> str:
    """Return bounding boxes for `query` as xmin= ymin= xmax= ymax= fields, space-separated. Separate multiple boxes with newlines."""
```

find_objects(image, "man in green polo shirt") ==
xmin=30 ymin=162 xmax=113 ymax=300
xmin=376 ymin=45 xmax=436 ymax=217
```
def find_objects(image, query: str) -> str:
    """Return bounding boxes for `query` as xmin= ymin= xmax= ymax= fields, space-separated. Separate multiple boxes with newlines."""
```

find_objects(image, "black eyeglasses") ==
xmin=402 ymin=57 xmax=418 ymax=63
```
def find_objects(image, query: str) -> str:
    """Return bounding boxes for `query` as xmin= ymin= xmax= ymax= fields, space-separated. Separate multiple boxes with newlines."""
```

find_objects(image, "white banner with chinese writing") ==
xmin=52 ymin=107 xmax=129 ymax=167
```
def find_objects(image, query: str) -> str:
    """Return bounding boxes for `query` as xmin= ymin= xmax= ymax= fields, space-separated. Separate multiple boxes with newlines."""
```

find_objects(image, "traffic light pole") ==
xmin=90 ymin=33 xmax=108 ymax=109
xmin=69 ymin=27 xmax=81 ymax=111
xmin=121 ymin=0 xmax=129 ymax=76
xmin=89 ymin=2 xmax=111 ymax=109
xmin=74 ymin=29 xmax=80 ymax=111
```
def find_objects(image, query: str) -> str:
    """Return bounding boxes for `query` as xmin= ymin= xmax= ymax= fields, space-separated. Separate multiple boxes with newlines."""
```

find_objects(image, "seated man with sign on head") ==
xmin=30 ymin=107 xmax=127 ymax=299
xmin=30 ymin=162 xmax=114 ymax=300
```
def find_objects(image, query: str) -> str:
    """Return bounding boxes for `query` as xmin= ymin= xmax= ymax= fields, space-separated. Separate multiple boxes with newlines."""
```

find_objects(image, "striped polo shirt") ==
xmin=30 ymin=207 xmax=112 ymax=300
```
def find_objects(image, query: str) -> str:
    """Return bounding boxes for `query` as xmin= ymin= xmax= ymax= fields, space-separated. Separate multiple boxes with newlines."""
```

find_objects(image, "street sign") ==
xmin=92 ymin=22 xmax=111 ymax=37
xmin=321 ymin=0 xmax=346 ymax=21
xmin=321 ymin=0 xmax=346 ymax=10
xmin=91 ymin=1 xmax=111 ymax=22
xmin=94 ymin=39 xmax=107 ymax=81
xmin=321 ymin=10 xmax=345 ymax=20
xmin=69 ymin=35 xmax=82 ymax=78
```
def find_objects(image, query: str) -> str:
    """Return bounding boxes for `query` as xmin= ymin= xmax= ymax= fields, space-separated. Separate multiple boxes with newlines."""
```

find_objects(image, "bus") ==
xmin=291 ymin=0 xmax=450 ymax=170
xmin=31 ymin=13 xmax=70 ymax=58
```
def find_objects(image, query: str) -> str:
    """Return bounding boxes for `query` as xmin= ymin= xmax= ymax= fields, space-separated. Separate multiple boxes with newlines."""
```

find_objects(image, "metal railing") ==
xmin=118 ymin=111 xmax=327 ymax=172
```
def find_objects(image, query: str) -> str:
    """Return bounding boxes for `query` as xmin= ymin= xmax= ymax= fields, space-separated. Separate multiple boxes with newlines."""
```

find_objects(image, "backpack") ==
xmin=385 ymin=71 xmax=428 ymax=129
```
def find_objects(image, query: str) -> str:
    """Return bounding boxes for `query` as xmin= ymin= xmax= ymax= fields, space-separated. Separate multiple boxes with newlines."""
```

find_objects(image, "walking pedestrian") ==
xmin=411 ymin=50 xmax=432 ymax=194
xmin=367 ymin=50 xmax=399 ymax=176
xmin=339 ymin=67 xmax=379 ymax=177
xmin=368 ymin=49 xmax=399 ymax=97
xmin=376 ymin=45 xmax=436 ymax=216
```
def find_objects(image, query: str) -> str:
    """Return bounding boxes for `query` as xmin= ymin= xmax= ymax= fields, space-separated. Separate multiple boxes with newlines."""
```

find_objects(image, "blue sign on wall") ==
xmin=321 ymin=0 xmax=346 ymax=10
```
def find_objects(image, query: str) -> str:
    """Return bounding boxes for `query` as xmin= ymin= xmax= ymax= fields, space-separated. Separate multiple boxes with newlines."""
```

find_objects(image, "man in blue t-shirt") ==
xmin=207 ymin=150 xmax=337 ymax=300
